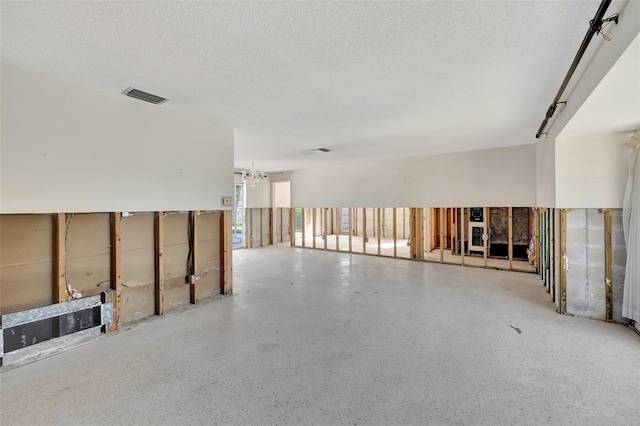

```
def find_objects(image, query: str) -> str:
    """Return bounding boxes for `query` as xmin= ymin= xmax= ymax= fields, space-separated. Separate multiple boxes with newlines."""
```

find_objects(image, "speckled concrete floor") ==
xmin=1 ymin=246 xmax=639 ymax=425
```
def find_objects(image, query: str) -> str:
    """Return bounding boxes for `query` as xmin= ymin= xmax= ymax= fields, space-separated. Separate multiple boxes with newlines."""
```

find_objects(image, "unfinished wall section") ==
xmin=561 ymin=208 xmax=629 ymax=323
xmin=0 ymin=209 xmax=233 ymax=367
xmin=120 ymin=213 xmax=155 ymax=325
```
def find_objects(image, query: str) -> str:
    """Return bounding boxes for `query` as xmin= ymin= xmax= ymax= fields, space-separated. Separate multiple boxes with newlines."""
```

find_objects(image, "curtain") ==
xmin=622 ymin=148 xmax=640 ymax=322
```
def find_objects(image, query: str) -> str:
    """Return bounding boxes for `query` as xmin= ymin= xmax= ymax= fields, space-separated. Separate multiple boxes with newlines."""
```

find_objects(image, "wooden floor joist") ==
xmin=154 ymin=212 xmax=165 ymax=316
xmin=393 ymin=208 xmax=397 ymax=258
xmin=54 ymin=213 xmax=67 ymax=303
xmin=440 ymin=208 xmax=445 ymax=262
xmin=460 ymin=208 xmax=465 ymax=266
xmin=508 ymin=207 xmax=513 ymax=271
xmin=323 ymin=208 xmax=328 ymax=250
xmin=301 ymin=208 xmax=306 ymax=247
xmin=190 ymin=211 xmax=198 ymax=304
xmin=483 ymin=207 xmax=489 ymax=268
xmin=312 ymin=208 xmax=317 ymax=248
xmin=362 ymin=208 xmax=367 ymax=254
xmin=604 ymin=209 xmax=613 ymax=321
xmin=377 ymin=208 xmax=382 ymax=256
xmin=109 ymin=212 xmax=122 ymax=331
xmin=559 ymin=209 xmax=567 ymax=314
xmin=348 ymin=208 xmax=353 ymax=252
xmin=220 ymin=210 xmax=233 ymax=295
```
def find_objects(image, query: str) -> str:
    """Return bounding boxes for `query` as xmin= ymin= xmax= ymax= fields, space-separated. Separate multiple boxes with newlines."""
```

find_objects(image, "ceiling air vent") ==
xmin=311 ymin=148 xmax=331 ymax=153
xmin=122 ymin=87 xmax=167 ymax=105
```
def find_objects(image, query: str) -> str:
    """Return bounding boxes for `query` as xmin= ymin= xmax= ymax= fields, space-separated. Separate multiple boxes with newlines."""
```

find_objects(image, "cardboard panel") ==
xmin=197 ymin=212 xmax=221 ymax=300
xmin=66 ymin=213 xmax=111 ymax=298
xmin=0 ymin=214 xmax=54 ymax=314
xmin=163 ymin=213 xmax=189 ymax=310
xmin=121 ymin=214 xmax=155 ymax=325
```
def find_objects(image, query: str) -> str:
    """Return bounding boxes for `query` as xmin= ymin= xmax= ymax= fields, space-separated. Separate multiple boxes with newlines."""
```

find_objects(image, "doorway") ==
xmin=233 ymin=182 xmax=244 ymax=249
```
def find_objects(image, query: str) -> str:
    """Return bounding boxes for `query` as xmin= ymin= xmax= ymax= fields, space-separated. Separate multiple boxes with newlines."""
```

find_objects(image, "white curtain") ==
xmin=622 ymin=147 xmax=640 ymax=322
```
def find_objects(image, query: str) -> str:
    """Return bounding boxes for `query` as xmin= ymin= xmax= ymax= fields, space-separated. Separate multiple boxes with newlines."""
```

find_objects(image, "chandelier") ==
xmin=242 ymin=160 xmax=267 ymax=187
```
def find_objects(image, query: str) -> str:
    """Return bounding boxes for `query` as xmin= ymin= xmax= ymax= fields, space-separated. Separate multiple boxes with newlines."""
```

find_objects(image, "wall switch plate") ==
xmin=221 ymin=196 xmax=233 ymax=206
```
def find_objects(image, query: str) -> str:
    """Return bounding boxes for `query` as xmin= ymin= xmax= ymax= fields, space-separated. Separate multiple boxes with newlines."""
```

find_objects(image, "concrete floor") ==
xmin=1 ymin=246 xmax=639 ymax=425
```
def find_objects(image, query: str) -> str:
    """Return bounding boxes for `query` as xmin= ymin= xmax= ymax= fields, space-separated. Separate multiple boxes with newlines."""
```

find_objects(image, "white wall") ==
xmin=536 ymin=137 xmax=556 ymax=207
xmin=279 ymin=144 xmax=537 ymax=207
xmin=555 ymin=131 xmax=633 ymax=208
xmin=535 ymin=0 xmax=639 ymax=208
xmin=272 ymin=181 xmax=291 ymax=208
xmin=245 ymin=180 xmax=271 ymax=208
xmin=1 ymin=64 xmax=234 ymax=213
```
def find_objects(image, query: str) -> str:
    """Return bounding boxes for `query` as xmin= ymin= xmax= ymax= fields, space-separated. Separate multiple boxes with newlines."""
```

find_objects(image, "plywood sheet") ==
xmin=121 ymin=214 xmax=155 ymax=324
xmin=0 ymin=214 xmax=54 ymax=314
xmin=197 ymin=211 xmax=221 ymax=300
xmin=65 ymin=213 xmax=111 ymax=298
xmin=163 ymin=213 xmax=189 ymax=311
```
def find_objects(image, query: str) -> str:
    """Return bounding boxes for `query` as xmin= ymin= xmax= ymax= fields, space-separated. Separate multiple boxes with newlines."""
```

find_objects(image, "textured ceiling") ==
xmin=1 ymin=1 xmax=600 ymax=172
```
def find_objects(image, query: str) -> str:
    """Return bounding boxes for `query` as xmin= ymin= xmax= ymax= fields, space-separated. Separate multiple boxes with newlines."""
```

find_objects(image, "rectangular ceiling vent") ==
xmin=122 ymin=87 xmax=167 ymax=105
xmin=311 ymin=148 xmax=331 ymax=153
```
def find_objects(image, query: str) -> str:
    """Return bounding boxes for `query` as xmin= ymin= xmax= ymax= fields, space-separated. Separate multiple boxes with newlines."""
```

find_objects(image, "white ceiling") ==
xmin=559 ymin=32 xmax=640 ymax=139
xmin=1 ymin=1 xmax=601 ymax=172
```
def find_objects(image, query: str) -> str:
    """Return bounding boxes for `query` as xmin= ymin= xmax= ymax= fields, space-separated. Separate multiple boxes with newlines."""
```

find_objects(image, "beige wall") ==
xmin=1 ymin=64 xmax=234 ymax=213
xmin=279 ymin=145 xmax=536 ymax=208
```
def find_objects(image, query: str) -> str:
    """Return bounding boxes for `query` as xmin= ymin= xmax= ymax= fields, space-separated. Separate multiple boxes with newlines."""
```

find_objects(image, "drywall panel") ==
xmin=66 ymin=213 xmax=111 ymax=299
xmin=555 ymin=131 xmax=633 ymax=208
xmin=565 ymin=209 xmax=606 ymax=319
xmin=197 ymin=211 xmax=221 ymax=300
xmin=120 ymin=213 xmax=155 ymax=325
xmin=0 ymin=215 xmax=54 ymax=314
xmin=280 ymin=145 xmax=536 ymax=207
xmin=611 ymin=210 xmax=630 ymax=324
xmin=163 ymin=213 xmax=190 ymax=311
xmin=0 ymin=64 xmax=234 ymax=213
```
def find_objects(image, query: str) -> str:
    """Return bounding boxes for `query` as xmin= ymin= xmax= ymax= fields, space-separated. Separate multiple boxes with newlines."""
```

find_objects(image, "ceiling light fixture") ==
xmin=311 ymin=148 xmax=331 ymax=153
xmin=242 ymin=160 xmax=268 ymax=187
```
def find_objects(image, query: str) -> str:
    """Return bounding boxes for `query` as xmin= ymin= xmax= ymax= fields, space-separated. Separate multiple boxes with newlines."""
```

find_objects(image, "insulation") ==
xmin=66 ymin=213 xmax=111 ymax=299
xmin=250 ymin=209 xmax=261 ymax=247
xmin=273 ymin=208 xmax=283 ymax=242
xmin=261 ymin=208 xmax=271 ymax=245
xmin=565 ymin=209 xmax=606 ymax=319
xmin=611 ymin=210 xmax=630 ymax=324
xmin=120 ymin=214 xmax=155 ymax=325
xmin=197 ymin=211 xmax=221 ymax=300
xmin=0 ymin=215 xmax=54 ymax=314
xmin=281 ymin=208 xmax=291 ymax=243
xmin=163 ymin=213 xmax=190 ymax=311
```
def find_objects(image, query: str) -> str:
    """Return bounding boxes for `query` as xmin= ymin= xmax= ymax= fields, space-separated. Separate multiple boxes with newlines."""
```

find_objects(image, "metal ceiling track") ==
xmin=535 ymin=0 xmax=617 ymax=138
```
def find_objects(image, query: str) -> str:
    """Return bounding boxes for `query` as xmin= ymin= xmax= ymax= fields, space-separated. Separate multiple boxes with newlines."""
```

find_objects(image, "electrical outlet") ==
xmin=221 ymin=196 xmax=233 ymax=206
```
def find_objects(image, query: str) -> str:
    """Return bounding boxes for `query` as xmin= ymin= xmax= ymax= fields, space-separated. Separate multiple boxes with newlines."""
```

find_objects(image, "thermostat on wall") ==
xmin=221 ymin=196 xmax=233 ymax=206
